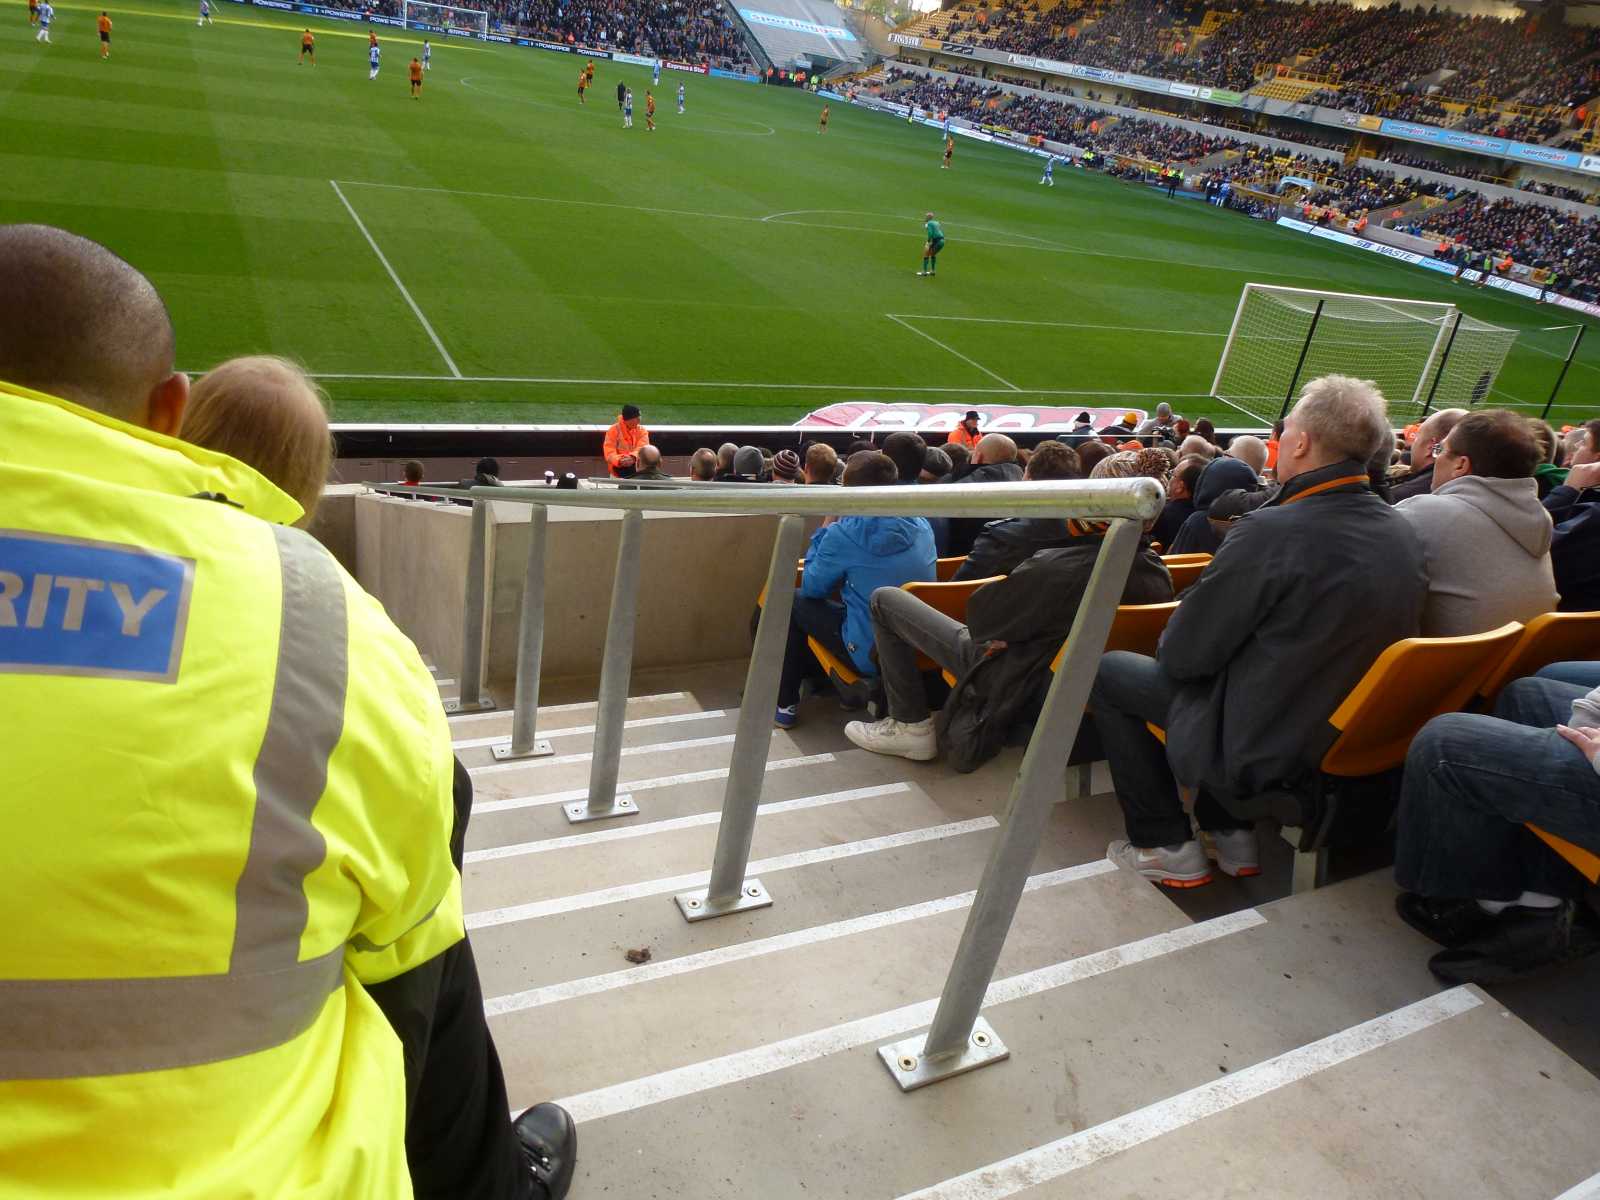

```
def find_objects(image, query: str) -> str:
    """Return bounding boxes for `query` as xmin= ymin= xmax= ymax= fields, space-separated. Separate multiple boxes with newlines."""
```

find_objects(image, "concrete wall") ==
xmin=352 ymin=493 xmax=785 ymax=687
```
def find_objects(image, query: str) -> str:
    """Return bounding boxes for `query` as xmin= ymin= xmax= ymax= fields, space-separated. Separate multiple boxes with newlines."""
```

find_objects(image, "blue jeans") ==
xmin=1090 ymin=651 xmax=1247 ymax=847
xmin=777 ymin=595 xmax=854 ymax=708
xmin=1394 ymin=675 xmax=1600 ymax=901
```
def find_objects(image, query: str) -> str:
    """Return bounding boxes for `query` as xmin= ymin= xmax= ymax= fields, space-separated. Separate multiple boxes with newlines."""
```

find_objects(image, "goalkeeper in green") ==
xmin=917 ymin=212 xmax=945 ymax=277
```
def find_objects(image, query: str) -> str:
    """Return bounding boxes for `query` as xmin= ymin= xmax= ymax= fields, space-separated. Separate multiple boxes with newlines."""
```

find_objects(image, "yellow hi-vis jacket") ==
xmin=0 ymin=382 xmax=462 ymax=1198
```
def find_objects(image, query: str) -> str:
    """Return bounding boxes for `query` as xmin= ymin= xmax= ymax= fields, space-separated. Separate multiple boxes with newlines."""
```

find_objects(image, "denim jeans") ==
xmin=1089 ymin=651 xmax=1247 ymax=847
xmin=777 ymin=595 xmax=854 ymax=707
xmin=869 ymin=585 xmax=981 ymax=724
xmin=1535 ymin=660 xmax=1600 ymax=689
xmin=1394 ymin=676 xmax=1600 ymax=902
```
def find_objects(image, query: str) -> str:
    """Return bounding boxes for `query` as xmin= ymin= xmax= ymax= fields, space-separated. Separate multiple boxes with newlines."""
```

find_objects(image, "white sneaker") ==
xmin=1107 ymin=839 xmax=1213 ymax=888
xmin=1204 ymin=828 xmax=1260 ymax=878
xmin=844 ymin=715 xmax=937 ymax=761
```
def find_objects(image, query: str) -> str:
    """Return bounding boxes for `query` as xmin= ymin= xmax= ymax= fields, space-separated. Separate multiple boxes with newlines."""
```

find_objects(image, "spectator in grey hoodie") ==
xmin=1396 ymin=409 xmax=1557 ymax=636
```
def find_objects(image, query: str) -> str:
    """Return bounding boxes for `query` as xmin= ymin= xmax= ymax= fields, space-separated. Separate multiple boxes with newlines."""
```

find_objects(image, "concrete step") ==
xmin=545 ymin=871 xmax=1600 ymax=1198
xmin=457 ymin=667 xmax=1600 ymax=1197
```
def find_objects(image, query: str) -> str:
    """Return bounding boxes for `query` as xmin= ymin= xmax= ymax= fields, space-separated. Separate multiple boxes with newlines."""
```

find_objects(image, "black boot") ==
xmin=515 ymin=1103 xmax=577 ymax=1200
xmin=1429 ymin=901 xmax=1599 ymax=985
xmin=1395 ymin=893 xmax=1495 ymax=949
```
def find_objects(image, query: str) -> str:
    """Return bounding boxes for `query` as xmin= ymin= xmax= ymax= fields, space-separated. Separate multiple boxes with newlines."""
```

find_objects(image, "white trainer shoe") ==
xmin=1205 ymin=828 xmax=1261 ymax=878
xmin=1107 ymin=839 xmax=1214 ymax=888
xmin=844 ymin=715 xmax=937 ymax=761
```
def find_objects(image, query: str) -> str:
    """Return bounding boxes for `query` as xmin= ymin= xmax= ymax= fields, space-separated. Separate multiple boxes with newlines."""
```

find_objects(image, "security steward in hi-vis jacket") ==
xmin=0 ymin=224 xmax=575 ymax=1200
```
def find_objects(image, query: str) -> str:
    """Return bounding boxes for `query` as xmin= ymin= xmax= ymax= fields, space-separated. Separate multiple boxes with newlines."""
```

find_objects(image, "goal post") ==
xmin=402 ymin=0 xmax=488 ymax=37
xmin=1209 ymin=283 xmax=1511 ymax=427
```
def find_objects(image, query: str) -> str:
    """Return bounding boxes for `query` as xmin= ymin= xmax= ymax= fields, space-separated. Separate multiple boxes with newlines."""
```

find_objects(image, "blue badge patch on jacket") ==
xmin=0 ymin=530 xmax=195 ymax=682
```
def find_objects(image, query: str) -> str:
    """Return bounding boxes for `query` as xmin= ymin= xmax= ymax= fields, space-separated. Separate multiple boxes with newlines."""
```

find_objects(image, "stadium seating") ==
xmin=1475 ymin=610 xmax=1600 ymax=706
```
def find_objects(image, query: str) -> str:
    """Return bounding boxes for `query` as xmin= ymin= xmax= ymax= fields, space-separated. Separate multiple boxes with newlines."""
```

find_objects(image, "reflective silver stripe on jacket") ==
xmin=1 ymin=527 xmax=350 ymax=1082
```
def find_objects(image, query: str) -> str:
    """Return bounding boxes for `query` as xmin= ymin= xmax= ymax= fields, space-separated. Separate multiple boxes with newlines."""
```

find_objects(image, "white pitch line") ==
xmin=886 ymin=314 xmax=1021 ymax=392
xmin=295 ymin=372 xmax=1204 ymax=398
xmin=898 ymin=987 xmax=1482 ymax=1200
xmin=484 ymin=859 xmax=1118 ymax=1018
xmin=1554 ymin=1169 xmax=1600 ymax=1200
xmin=465 ymin=782 xmax=910 ymax=865
xmin=328 ymin=180 xmax=462 ymax=379
xmin=465 ymin=815 xmax=998 ymax=930
xmin=448 ymin=692 xmax=688 ymax=725
xmin=552 ymin=909 xmax=1266 ymax=1124
xmin=451 ymin=708 xmax=727 ymax=750
xmin=470 ymin=752 xmax=835 ymax=816
xmin=891 ymin=313 xmax=1229 ymax=338
xmin=466 ymin=732 xmax=739 ymax=777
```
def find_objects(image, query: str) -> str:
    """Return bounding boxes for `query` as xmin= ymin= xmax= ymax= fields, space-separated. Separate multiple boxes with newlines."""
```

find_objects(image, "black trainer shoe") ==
xmin=1395 ymin=893 xmax=1495 ymax=949
xmin=515 ymin=1102 xmax=576 ymax=1200
xmin=1429 ymin=901 xmax=1599 ymax=985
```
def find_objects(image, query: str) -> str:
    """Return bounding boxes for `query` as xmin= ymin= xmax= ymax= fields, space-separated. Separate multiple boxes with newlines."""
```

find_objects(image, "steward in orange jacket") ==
xmin=604 ymin=404 xmax=650 ymax=477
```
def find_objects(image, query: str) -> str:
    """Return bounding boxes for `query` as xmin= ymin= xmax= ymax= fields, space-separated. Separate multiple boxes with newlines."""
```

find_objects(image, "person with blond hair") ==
xmin=180 ymin=356 xmax=333 ymax=523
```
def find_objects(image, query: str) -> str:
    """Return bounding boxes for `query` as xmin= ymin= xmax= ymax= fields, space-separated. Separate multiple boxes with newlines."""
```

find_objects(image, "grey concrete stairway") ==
xmin=433 ymin=660 xmax=1600 ymax=1199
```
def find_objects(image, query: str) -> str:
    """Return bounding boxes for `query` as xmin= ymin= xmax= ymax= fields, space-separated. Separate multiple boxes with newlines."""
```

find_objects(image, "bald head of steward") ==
xmin=0 ymin=224 xmax=189 ymax=434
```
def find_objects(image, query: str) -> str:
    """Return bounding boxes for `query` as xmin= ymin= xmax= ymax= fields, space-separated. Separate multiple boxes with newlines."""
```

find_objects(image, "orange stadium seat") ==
xmin=1474 ymin=611 xmax=1600 ymax=706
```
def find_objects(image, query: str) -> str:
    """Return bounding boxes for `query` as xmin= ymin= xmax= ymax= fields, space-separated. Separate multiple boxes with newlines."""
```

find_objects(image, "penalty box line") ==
xmin=329 ymin=180 xmax=462 ymax=379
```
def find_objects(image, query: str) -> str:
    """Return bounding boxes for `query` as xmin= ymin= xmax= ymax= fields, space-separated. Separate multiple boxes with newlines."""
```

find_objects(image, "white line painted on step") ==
xmin=452 ymin=708 xmax=728 ymax=750
xmin=484 ymin=860 xmax=1118 ymax=1018
xmin=447 ymin=692 xmax=687 ymax=725
xmin=465 ymin=816 xmax=999 ymax=930
xmin=470 ymin=753 xmax=835 ymax=816
xmin=552 ymin=910 xmax=1267 ymax=1123
xmin=465 ymin=782 xmax=910 ymax=865
xmin=1554 ymin=1170 xmax=1600 ymax=1200
xmin=466 ymin=732 xmax=740 ymax=777
xmin=897 ymin=987 xmax=1482 ymax=1200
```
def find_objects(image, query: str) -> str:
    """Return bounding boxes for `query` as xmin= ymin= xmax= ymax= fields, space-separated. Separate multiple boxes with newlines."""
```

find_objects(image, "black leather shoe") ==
xmin=515 ymin=1102 xmax=576 ymax=1200
xmin=1429 ymin=902 xmax=1599 ymax=985
xmin=1395 ymin=893 xmax=1495 ymax=949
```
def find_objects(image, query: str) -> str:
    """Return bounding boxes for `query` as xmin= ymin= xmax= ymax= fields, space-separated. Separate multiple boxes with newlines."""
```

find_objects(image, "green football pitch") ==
xmin=4 ymin=0 xmax=1598 ymax=428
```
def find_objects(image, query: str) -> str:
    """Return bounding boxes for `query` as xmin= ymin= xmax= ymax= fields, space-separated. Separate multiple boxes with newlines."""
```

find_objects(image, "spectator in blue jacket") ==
xmin=1545 ymin=420 xmax=1600 ymax=612
xmin=774 ymin=452 xmax=936 ymax=728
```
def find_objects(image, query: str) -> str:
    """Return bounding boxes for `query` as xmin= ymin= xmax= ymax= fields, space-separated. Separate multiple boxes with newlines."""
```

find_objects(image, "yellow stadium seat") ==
xmin=1527 ymin=825 xmax=1600 ymax=885
xmin=1474 ymin=611 xmax=1600 ymax=706
xmin=936 ymin=556 xmax=967 ymax=582
xmin=1145 ymin=622 xmax=1524 ymax=890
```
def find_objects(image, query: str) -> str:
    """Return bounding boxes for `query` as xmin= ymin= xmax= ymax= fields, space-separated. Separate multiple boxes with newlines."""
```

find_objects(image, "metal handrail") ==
xmin=372 ymin=478 xmax=1165 ymax=521
xmin=368 ymin=475 xmax=1163 ymax=1091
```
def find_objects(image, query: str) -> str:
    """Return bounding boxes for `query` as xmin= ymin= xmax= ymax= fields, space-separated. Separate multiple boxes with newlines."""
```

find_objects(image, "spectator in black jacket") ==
xmin=938 ymin=433 xmax=1024 ymax=555
xmin=1390 ymin=409 xmax=1466 ymax=502
xmin=882 ymin=431 xmax=929 ymax=485
xmin=1092 ymin=375 xmax=1427 ymax=888
xmin=1150 ymin=453 xmax=1206 ymax=550
xmin=1167 ymin=456 xmax=1260 ymax=554
xmin=953 ymin=440 xmax=1081 ymax=581
xmin=1545 ymin=420 xmax=1600 ymax=611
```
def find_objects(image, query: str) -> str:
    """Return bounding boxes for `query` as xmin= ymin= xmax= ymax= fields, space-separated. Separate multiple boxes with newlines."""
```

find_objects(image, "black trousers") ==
xmin=367 ymin=759 xmax=531 ymax=1200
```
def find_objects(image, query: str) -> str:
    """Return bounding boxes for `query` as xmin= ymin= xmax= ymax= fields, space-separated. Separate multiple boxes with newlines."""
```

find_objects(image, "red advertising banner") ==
xmin=800 ymin=401 xmax=1149 ymax=432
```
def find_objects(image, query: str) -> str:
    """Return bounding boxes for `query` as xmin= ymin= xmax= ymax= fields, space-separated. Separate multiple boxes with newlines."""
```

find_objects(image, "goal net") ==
xmin=403 ymin=0 xmax=488 ymax=36
xmin=1209 ymin=284 xmax=1510 ymax=427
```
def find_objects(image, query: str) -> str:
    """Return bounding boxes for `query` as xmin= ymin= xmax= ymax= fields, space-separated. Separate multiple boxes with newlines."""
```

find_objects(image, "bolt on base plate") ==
xmin=674 ymin=878 xmax=773 ymax=923
xmin=490 ymin=738 xmax=555 ymax=761
xmin=564 ymin=794 xmax=638 ymax=824
xmin=877 ymin=1018 xmax=1009 ymax=1092
xmin=443 ymin=696 xmax=497 ymax=714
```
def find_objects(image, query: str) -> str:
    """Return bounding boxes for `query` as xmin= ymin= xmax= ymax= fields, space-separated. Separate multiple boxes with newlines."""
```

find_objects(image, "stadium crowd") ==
xmin=589 ymin=389 xmax=1600 ymax=990
xmin=507 ymin=0 xmax=751 ymax=64
xmin=883 ymin=67 xmax=1600 ymax=295
xmin=929 ymin=0 xmax=1598 ymax=134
